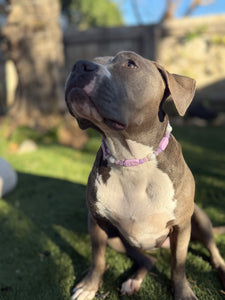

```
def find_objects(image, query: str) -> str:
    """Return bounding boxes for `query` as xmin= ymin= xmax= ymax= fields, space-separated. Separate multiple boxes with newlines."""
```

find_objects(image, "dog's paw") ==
xmin=71 ymin=271 xmax=102 ymax=300
xmin=71 ymin=287 xmax=96 ymax=300
xmin=120 ymin=278 xmax=142 ymax=296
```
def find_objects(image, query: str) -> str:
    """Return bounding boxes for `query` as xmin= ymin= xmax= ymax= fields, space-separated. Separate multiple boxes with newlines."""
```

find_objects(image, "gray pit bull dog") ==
xmin=65 ymin=51 xmax=225 ymax=300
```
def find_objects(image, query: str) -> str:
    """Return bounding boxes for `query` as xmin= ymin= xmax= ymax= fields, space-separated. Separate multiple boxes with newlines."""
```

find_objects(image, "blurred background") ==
xmin=0 ymin=0 xmax=225 ymax=148
xmin=0 ymin=1 xmax=225 ymax=300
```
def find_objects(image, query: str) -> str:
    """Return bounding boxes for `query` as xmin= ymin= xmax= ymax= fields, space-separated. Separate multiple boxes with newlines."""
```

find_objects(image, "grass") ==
xmin=0 ymin=124 xmax=225 ymax=300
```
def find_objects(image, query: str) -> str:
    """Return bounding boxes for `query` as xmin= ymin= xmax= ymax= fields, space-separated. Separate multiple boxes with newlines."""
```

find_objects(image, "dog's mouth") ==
xmin=103 ymin=119 xmax=126 ymax=130
xmin=65 ymin=78 xmax=126 ymax=131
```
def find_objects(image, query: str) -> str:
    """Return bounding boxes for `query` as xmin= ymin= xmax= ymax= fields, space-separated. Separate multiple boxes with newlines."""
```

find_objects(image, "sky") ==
xmin=115 ymin=0 xmax=225 ymax=25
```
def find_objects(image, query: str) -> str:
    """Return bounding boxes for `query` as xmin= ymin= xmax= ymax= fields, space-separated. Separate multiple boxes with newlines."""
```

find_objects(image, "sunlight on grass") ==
xmin=0 ymin=125 xmax=225 ymax=299
xmin=53 ymin=224 xmax=91 ymax=259
xmin=0 ymin=135 xmax=100 ymax=185
xmin=0 ymin=199 xmax=74 ymax=299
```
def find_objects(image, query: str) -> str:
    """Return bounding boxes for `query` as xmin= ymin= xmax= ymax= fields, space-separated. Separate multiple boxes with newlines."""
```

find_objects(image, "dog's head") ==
xmin=65 ymin=51 xmax=196 ymax=134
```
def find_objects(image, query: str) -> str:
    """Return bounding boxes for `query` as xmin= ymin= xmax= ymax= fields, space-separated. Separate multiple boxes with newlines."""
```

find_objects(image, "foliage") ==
xmin=7 ymin=126 xmax=58 ymax=145
xmin=0 ymin=125 xmax=225 ymax=299
xmin=184 ymin=25 xmax=207 ymax=42
xmin=61 ymin=0 xmax=124 ymax=30
xmin=212 ymin=35 xmax=225 ymax=45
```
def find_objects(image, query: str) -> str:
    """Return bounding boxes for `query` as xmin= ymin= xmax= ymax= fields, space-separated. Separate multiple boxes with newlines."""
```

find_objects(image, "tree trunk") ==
xmin=2 ymin=0 xmax=65 ymax=124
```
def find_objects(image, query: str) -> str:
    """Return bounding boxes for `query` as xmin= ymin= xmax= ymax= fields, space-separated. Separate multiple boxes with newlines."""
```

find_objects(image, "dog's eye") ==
xmin=125 ymin=59 xmax=138 ymax=69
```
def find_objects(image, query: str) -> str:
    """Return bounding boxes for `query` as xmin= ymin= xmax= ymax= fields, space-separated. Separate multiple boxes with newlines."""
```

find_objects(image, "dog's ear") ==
xmin=154 ymin=63 xmax=196 ymax=116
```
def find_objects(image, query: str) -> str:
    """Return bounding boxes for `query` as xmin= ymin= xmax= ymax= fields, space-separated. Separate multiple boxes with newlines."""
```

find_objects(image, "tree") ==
xmin=128 ymin=0 xmax=215 ymax=24
xmin=1 ymin=0 xmax=65 ymax=125
xmin=161 ymin=0 xmax=215 ymax=22
xmin=1 ymin=0 xmax=123 ymax=125
xmin=61 ymin=0 xmax=124 ymax=30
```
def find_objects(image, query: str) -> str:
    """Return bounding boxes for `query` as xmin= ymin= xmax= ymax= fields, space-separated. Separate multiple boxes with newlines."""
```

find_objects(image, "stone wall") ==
xmin=157 ymin=15 xmax=225 ymax=108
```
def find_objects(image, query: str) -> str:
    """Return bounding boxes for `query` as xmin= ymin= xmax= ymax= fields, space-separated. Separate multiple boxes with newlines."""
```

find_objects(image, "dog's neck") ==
xmin=101 ymin=117 xmax=171 ymax=166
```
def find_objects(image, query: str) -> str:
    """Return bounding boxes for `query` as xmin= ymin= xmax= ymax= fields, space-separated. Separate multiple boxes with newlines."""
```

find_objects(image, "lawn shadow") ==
xmin=174 ymin=126 xmax=225 ymax=225
xmin=1 ymin=171 xmax=91 ymax=300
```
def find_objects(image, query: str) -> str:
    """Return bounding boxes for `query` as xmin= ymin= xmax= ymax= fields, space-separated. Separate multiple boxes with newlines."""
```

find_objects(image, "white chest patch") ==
xmin=95 ymin=160 xmax=176 ymax=250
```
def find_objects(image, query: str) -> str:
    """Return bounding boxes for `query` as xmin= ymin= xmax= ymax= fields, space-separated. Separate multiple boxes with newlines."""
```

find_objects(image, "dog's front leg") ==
xmin=170 ymin=221 xmax=198 ymax=300
xmin=71 ymin=213 xmax=107 ymax=300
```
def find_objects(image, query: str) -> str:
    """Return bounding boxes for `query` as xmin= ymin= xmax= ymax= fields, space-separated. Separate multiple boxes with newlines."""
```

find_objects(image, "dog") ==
xmin=65 ymin=51 xmax=225 ymax=300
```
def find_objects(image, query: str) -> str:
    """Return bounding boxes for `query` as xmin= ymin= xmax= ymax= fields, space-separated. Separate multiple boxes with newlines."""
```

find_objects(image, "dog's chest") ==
xmin=95 ymin=161 xmax=176 ymax=250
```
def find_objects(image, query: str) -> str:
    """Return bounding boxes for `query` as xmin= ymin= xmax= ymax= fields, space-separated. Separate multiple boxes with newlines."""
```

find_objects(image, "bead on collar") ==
xmin=101 ymin=122 xmax=172 ymax=167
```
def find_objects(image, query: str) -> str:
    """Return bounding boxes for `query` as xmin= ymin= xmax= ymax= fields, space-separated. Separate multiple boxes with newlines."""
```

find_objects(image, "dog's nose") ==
xmin=72 ymin=60 xmax=98 ymax=73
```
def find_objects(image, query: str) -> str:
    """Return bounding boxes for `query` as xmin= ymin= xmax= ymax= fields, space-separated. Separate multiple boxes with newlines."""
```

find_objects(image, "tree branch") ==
xmin=130 ymin=0 xmax=143 ymax=25
xmin=184 ymin=0 xmax=215 ymax=16
xmin=161 ymin=0 xmax=181 ymax=22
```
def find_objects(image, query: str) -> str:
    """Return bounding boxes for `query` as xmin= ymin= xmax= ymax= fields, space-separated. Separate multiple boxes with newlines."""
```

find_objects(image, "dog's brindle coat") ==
xmin=65 ymin=51 xmax=225 ymax=300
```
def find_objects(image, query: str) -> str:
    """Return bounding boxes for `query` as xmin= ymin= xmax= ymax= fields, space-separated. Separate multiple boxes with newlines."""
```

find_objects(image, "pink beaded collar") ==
xmin=101 ymin=122 xmax=172 ymax=167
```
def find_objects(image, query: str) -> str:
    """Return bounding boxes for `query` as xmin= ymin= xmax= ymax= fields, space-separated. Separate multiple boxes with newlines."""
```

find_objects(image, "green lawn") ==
xmin=0 ymin=125 xmax=225 ymax=300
